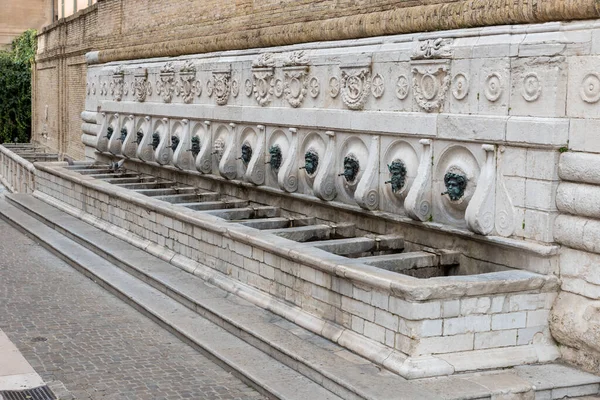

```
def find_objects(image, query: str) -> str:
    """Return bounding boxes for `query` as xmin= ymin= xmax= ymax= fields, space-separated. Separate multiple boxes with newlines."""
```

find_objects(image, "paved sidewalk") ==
xmin=0 ymin=198 xmax=264 ymax=399
xmin=0 ymin=328 xmax=45 ymax=391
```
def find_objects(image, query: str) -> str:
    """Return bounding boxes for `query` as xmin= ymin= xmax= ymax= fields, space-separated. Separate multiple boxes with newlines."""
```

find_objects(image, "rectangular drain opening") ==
xmin=0 ymin=386 xmax=57 ymax=400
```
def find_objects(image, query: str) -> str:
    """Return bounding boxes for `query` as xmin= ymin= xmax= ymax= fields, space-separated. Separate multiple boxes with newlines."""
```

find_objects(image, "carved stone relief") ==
xmin=355 ymin=136 xmax=380 ymax=211
xmin=309 ymin=77 xmax=320 ymax=98
xmin=329 ymin=77 xmax=340 ymax=98
xmin=194 ymin=121 xmax=213 ymax=174
xmin=452 ymin=73 xmax=469 ymax=100
xmin=135 ymin=116 xmax=154 ymax=163
xmin=412 ymin=64 xmax=450 ymax=112
xmin=340 ymin=64 xmax=371 ymax=110
xmin=132 ymin=68 xmax=152 ymax=103
xmin=156 ymin=62 xmax=175 ymax=103
xmin=371 ymin=74 xmax=385 ymax=99
xmin=580 ymin=72 xmax=600 ymax=103
xmin=212 ymin=69 xmax=232 ymax=106
xmin=283 ymin=66 xmax=309 ymax=108
xmin=465 ymin=145 xmax=496 ymax=235
xmin=252 ymin=53 xmax=276 ymax=107
xmin=175 ymin=61 xmax=201 ymax=104
xmin=484 ymin=72 xmax=503 ymax=102
xmin=396 ymin=75 xmax=409 ymax=100
xmin=277 ymin=128 xmax=299 ymax=193
xmin=244 ymin=79 xmax=253 ymax=97
xmin=405 ymin=139 xmax=433 ymax=222
xmin=231 ymin=79 xmax=240 ymax=98
xmin=274 ymin=79 xmax=284 ymax=98
xmin=412 ymin=38 xmax=453 ymax=60
xmin=110 ymin=65 xmax=124 ymax=102
xmin=522 ymin=72 xmax=541 ymax=102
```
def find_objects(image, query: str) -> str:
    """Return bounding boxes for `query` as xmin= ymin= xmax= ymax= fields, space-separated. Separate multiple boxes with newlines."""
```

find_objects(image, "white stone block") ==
xmin=567 ymin=56 xmax=600 ymax=119
xmin=353 ymin=286 xmax=372 ymax=304
xmin=517 ymin=327 xmax=546 ymax=346
xmin=525 ymin=149 xmax=560 ymax=181
xmin=474 ymin=329 xmax=517 ymax=350
xmin=389 ymin=297 xmax=441 ymax=320
xmin=504 ymin=177 xmax=526 ymax=208
xmin=364 ymin=320 xmax=386 ymax=344
xmin=370 ymin=290 xmax=389 ymax=310
xmin=490 ymin=296 xmax=507 ymax=313
xmin=524 ymin=209 xmax=557 ymax=242
xmin=509 ymin=293 xmax=554 ymax=312
xmin=385 ymin=329 xmax=395 ymax=348
xmin=375 ymin=309 xmax=398 ymax=331
xmin=460 ymin=297 xmax=491 ymax=315
xmin=442 ymin=300 xmax=460 ymax=318
xmin=414 ymin=333 xmax=474 ymax=356
xmin=525 ymin=180 xmax=558 ymax=211
xmin=438 ymin=114 xmax=507 ymax=141
xmin=492 ymin=312 xmax=527 ymax=330
xmin=501 ymin=146 xmax=527 ymax=177
xmin=506 ymin=117 xmax=569 ymax=146
xmin=341 ymin=296 xmax=375 ymax=322
xmin=443 ymin=315 xmax=491 ymax=336
xmin=527 ymin=310 xmax=550 ymax=328
xmin=351 ymin=315 xmax=364 ymax=334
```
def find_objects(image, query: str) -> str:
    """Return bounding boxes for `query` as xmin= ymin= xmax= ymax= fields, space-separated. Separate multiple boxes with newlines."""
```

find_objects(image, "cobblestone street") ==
xmin=0 ymin=194 xmax=264 ymax=399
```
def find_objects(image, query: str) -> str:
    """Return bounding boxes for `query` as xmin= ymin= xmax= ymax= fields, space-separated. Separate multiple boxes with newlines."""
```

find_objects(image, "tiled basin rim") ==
xmin=32 ymin=161 xmax=561 ymax=378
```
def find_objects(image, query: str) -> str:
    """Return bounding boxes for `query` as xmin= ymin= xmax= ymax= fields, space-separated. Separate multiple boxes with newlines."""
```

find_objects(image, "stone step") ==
xmin=308 ymin=236 xmax=405 ymax=257
xmin=116 ymin=181 xmax=176 ymax=190
xmin=135 ymin=187 xmax=197 ymax=196
xmin=3 ymin=193 xmax=439 ymax=400
xmin=203 ymin=206 xmax=281 ymax=219
xmin=5 ymin=193 xmax=600 ymax=400
xmin=0 ymin=198 xmax=345 ymax=400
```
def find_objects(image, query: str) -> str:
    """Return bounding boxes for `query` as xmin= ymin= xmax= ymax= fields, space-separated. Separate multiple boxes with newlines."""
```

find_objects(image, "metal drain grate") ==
xmin=0 ymin=386 xmax=56 ymax=400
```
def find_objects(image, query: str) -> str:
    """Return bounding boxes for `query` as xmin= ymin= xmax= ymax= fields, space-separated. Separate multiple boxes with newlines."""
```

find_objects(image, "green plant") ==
xmin=558 ymin=146 xmax=569 ymax=153
xmin=0 ymin=29 xmax=37 ymax=144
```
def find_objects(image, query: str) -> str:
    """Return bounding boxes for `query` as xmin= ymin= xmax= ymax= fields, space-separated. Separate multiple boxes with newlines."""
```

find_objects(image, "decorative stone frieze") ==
xmin=371 ymin=74 xmax=385 ymax=99
xmin=110 ymin=65 xmax=125 ymax=102
xmin=340 ymin=61 xmax=372 ymax=110
xmin=211 ymin=66 xmax=232 ymax=106
xmin=411 ymin=64 xmax=450 ymax=112
xmin=452 ymin=73 xmax=469 ymax=100
xmin=396 ymin=75 xmax=409 ymax=100
xmin=412 ymin=38 xmax=453 ymax=60
xmin=176 ymin=61 xmax=201 ymax=104
xmin=328 ymin=77 xmax=340 ymax=98
xmin=156 ymin=62 xmax=175 ymax=103
xmin=132 ymin=68 xmax=152 ymax=103
xmin=283 ymin=66 xmax=309 ymax=107
xmin=484 ymin=72 xmax=503 ymax=102
xmin=252 ymin=53 xmax=276 ymax=107
xmin=410 ymin=39 xmax=452 ymax=112
xmin=309 ymin=77 xmax=320 ymax=98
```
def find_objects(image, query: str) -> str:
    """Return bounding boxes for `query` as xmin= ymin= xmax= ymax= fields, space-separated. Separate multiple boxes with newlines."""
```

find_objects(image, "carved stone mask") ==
xmin=240 ymin=142 xmax=253 ymax=165
xmin=151 ymin=132 xmax=160 ymax=150
xmin=118 ymin=127 xmax=128 ymax=142
xmin=170 ymin=135 xmax=180 ymax=151
xmin=442 ymin=172 xmax=467 ymax=201
xmin=135 ymin=130 xmax=144 ymax=144
xmin=105 ymin=126 xmax=114 ymax=139
xmin=340 ymin=155 xmax=360 ymax=183
xmin=190 ymin=136 xmax=201 ymax=157
xmin=268 ymin=145 xmax=282 ymax=170
xmin=303 ymin=150 xmax=319 ymax=175
xmin=386 ymin=160 xmax=407 ymax=193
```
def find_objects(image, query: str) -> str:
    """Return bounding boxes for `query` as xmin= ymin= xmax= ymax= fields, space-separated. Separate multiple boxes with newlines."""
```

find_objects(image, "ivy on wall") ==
xmin=0 ymin=29 xmax=37 ymax=144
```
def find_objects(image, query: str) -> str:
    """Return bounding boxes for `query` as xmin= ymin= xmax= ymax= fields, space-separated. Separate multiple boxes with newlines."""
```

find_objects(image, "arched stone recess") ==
xmin=298 ymin=130 xmax=327 ymax=198
xmin=265 ymin=127 xmax=292 ymax=190
xmin=217 ymin=123 xmax=237 ymax=180
xmin=153 ymin=118 xmax=171 ymax=166
xmin=278 ymin=128 xmax=299 ymax=193
xmin=379 ymin=137 xmax=420 ymax=215
xmin=136 ymin=116 xmax=155 ymax=163
xmin=108 ymin=114 xmax=130 ymax=156
xmin=405 ymin=139 xmax=433 ymax=222
xmin=172 ymin=119 xmax=193 ymax=171
xmin=433 ymin=142 xmax=482 ymax=229
xmin=335 ymin=133 xmax=368 ymax=205
xmin=312 ymin=131 xmax=338 ymax=202
xmin=121 ymin=115 xmax=138 ymax=159
xmin=95 ymin=112 xmax=110 ymax=153
xmin=241 ymin=125 xmax=266 ymax=185
xmin=193 ymin=121 xmax=213 ymax=174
